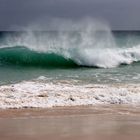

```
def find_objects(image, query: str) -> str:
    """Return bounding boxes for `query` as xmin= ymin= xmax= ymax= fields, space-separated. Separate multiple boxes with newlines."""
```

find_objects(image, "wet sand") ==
xmin=0 ymin=105 xmax=140 ymax=140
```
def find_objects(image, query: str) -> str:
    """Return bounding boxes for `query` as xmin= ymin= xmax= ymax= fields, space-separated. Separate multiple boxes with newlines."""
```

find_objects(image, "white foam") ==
xmin=0 ymin=81 xmax=140 ymax=109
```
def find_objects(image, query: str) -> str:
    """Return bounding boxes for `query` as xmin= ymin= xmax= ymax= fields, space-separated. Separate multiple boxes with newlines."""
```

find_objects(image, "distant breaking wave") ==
xmin=0 ymin=45 xmax=140 ymax=68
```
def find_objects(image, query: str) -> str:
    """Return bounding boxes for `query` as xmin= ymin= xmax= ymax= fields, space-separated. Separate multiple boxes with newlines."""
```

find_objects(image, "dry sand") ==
xmin=0 ymin=105 xmax=140 ymax=140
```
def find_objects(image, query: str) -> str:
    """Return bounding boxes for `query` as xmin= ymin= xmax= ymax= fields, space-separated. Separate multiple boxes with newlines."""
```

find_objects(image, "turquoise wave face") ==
xmin=0 ymin=46 xmax=78 ymax=68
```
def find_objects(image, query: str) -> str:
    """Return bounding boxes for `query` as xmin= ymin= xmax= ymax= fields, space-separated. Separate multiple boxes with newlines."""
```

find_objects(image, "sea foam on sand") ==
xmin=0 ymin=80 xmax=140 ymax=109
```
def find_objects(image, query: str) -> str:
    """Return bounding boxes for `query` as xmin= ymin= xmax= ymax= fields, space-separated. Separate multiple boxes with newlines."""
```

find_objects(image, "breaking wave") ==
xmin=0 ymin=45 xmax=140 ymax=68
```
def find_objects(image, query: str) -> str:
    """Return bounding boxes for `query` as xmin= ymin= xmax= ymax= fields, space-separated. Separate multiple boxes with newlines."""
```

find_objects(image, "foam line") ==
xmin=0 ymin=80 xmax=140 ymax=108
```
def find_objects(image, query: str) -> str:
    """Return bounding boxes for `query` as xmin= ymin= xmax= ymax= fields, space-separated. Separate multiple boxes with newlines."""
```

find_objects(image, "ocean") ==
xmin=0 ymin=30 xmax=140 ymax=108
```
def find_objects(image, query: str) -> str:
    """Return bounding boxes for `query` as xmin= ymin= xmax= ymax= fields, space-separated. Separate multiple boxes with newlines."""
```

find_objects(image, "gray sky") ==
xmin=0 ymin=0 xmax=140 ymax=30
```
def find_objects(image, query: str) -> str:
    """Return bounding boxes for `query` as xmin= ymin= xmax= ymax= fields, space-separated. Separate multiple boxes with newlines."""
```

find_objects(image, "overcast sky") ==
xmin=0 ymin=0 xmax=140 ymax=30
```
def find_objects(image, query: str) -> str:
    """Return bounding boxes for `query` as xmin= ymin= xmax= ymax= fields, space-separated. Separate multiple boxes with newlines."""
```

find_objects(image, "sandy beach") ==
xmin=0 ymin=105 xmax=140 ymax=140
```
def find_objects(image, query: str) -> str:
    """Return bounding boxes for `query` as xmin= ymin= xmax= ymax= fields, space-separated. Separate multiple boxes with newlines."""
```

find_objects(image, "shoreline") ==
xmin=1 ymin=80 xmax=140 ymax=139
xmin=0 ymin=105 xmax=140 ymax=118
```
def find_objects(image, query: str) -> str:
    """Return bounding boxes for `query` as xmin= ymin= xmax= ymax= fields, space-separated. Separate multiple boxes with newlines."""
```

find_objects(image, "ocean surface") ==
xmin=0 ymin=30 xmax=140 ymax=108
